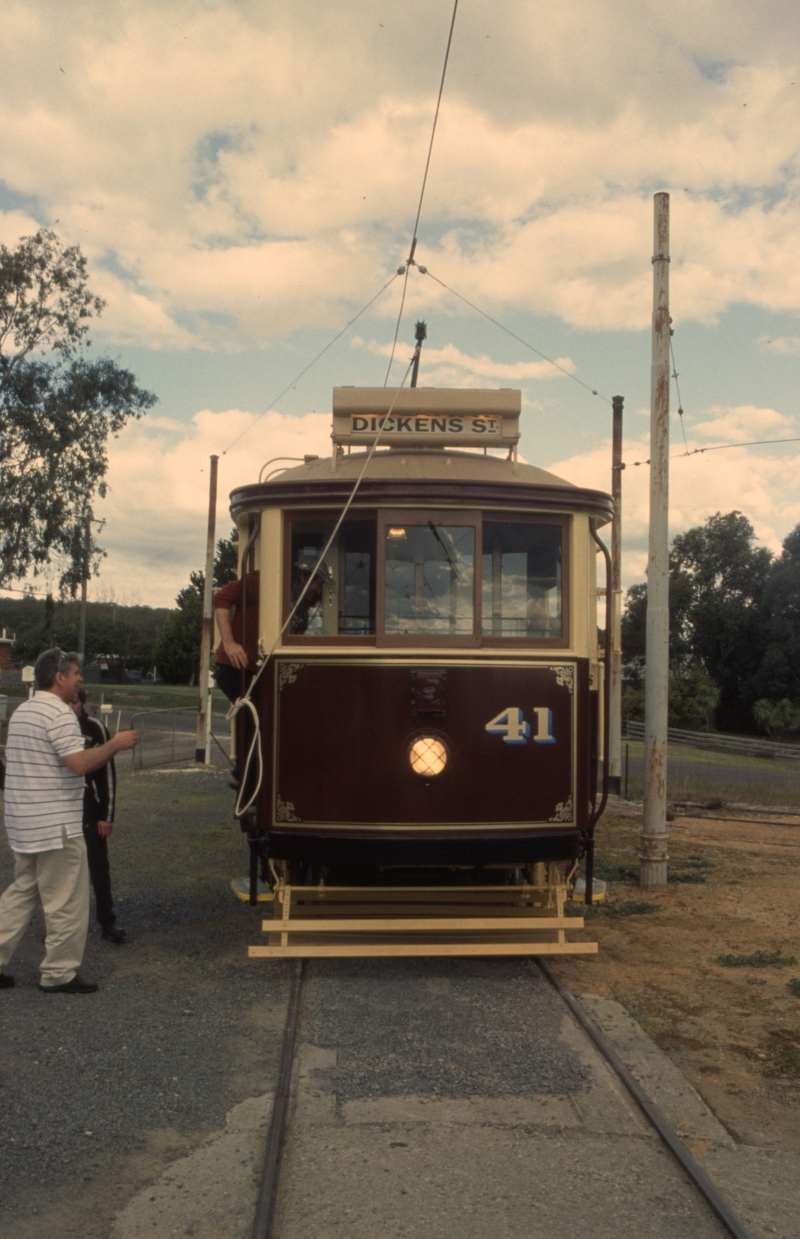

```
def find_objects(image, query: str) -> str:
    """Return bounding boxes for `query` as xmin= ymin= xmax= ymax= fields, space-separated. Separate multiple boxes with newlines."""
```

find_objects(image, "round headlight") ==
xmin=409 ymin=736 xmax=447 ymax=776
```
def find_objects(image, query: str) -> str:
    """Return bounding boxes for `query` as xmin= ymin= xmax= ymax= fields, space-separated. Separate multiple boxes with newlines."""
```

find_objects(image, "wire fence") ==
xmin=128 ymin=709 xmax=232 ymax=772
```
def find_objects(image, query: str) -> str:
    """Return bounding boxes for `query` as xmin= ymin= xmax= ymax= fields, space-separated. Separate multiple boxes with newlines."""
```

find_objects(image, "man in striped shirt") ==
xmin=0 ymin=649 xmax=138 ymax=994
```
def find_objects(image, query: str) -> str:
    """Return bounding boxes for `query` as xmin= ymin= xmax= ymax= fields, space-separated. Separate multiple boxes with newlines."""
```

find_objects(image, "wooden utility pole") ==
xmin=608 ymin=395 xmax=624 ymax=797
xmin=641 ymin=192 xmax=670 ymax=887
xmin=78 ymin=516 xmax=91 ymax=666
xmin=195 ymin=455 xmax=219 ymax=765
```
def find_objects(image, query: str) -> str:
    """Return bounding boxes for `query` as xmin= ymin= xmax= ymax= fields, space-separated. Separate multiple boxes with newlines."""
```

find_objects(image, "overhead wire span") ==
xmin=384 ymin=0 xmax=460 ymax=385
xmin=626 ymin=436 xmax=800 ymax=468
xmin=669 ymin=335 xmax=689 ymax=452
xmin=417 ymin=265 xmax=613 ymax=404
xmin=230 ymin=346 xmax=422 ymax=819
xmin=221 ymin=270 xmax=401 ymax=456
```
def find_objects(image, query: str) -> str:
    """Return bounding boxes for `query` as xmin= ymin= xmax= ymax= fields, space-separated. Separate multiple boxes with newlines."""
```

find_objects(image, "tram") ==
xmin=226 ymin=384 xmax=612 ymax=957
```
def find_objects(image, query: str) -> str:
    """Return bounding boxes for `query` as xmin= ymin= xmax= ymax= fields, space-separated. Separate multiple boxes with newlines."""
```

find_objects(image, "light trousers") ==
xmin=0 ymin=833 xmax=89 ymax=986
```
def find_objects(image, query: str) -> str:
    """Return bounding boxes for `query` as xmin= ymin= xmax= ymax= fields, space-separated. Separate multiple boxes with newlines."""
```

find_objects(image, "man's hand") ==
xmin=113 ymin=728 xmax=138 ymax=753
xmin=97 ymin=820 xmax=113 ymax=838
xmin=222 ymin=639 xmax=248 ymax=670
xmin=63 ymin=729 xmax=139 ymax=776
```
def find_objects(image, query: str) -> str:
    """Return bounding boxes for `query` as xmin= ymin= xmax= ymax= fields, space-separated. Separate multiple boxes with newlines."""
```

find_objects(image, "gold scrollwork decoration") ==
xmin=549 ymin=795 xmax=574 ymax=823
xmin=278 ymin=662 xmax=303 ymax=690
xmin=549 ymin=664 xmax=574 ymax=694
xmin=275 ymin=796 xmax=301 ymax=823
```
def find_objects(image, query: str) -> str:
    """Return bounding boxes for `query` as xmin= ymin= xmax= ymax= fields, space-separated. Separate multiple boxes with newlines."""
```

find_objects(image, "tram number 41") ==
xmin=485 ymin=707 xmax=556 ymax=746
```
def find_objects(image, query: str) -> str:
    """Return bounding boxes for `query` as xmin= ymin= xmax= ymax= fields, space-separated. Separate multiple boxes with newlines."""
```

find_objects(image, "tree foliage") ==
xmin=622 ymin=511 xmax=780 ymax=732
xmin=0 ymin=229 xmax=157 ymax=594
xmin=152 ymin=573 xmax=204 ymax=685
xmin=752 ymin=698 xmax=800 ymax=741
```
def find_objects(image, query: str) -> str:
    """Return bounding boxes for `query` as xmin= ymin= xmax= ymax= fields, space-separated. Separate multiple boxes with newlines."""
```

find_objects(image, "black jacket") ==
xmin=78 ymin=711 xmax=116 ymax=825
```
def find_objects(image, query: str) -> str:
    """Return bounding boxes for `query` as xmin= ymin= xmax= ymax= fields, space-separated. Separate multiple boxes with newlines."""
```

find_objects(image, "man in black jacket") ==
xmin=72 ymin=687 xmax=126 ymax=944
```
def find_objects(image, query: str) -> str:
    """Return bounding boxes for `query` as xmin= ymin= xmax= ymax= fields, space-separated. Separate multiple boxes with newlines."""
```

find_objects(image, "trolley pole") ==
xmin=641 ymin=192 xmax=670 ymax=887
xmin=608 ymin=395 xmax=624 ymax=797
xmin=195 ymin=455 xmax=219 ymax=765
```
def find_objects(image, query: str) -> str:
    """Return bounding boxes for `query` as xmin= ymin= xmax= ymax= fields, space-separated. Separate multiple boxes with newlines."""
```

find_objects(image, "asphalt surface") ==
xmin=0 ymin=769 xmax=288 ymax=1239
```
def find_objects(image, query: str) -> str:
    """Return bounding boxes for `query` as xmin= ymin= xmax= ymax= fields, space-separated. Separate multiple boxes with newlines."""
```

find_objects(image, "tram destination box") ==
xmin=332 ymin=387 xmax=521 ymax=449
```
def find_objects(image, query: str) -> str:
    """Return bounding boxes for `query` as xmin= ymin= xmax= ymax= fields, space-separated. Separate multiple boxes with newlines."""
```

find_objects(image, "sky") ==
xmin=2 ymin=0 xmax=800 ymax=607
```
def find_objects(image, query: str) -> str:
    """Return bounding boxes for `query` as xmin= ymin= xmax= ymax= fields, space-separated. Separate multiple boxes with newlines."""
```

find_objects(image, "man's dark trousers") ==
xmin=82 ymin=819 xmax=114 ymax=928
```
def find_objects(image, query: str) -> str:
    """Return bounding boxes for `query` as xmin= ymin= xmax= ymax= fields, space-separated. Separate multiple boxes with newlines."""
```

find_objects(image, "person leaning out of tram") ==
xmin=213 ymin=570 xmax=260 ymax=790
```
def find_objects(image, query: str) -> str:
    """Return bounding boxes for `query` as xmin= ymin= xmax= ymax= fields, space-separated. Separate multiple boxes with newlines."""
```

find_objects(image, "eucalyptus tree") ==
xmin=0 ymin=229 xmax=156 ymax=594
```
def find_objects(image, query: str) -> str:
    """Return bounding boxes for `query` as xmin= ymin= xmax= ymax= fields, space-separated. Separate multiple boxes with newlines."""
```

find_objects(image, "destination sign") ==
xmin=350 ymin=414 xmax=502 ymax=435
xmin=332 ymin=387 xmax=521 ymax=448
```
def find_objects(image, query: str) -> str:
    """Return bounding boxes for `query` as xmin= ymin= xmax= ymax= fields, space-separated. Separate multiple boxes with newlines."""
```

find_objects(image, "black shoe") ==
xmin=101 ymin=925 xmax=127 ymax=944
xmin=40 ymin=974 xmax=98 ymax=994
xmin=0 ymin=973 xmax=14 ymax=989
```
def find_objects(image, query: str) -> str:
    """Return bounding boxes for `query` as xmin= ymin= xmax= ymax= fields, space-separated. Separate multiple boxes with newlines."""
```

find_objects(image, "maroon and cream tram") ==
xmin=226 ymin=387 xmax=611 ymax=957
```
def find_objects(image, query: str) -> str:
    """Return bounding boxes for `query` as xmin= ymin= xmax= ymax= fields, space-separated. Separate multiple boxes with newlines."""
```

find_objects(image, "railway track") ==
xmin=250 ymin=959 xmax=757 ymax=1239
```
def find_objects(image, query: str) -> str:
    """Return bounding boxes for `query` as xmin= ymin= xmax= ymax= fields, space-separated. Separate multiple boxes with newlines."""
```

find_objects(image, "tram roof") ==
xmin=230 ymin=448 xmax=612 ymax=522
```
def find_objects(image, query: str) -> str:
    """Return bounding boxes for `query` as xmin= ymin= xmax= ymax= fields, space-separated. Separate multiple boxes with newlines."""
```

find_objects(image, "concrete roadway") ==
xmin=112 ymin=958 xmax=797 ymax=1239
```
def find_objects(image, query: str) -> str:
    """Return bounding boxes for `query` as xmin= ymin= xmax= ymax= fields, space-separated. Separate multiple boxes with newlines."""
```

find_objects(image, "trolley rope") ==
xmin=252 ymin=959 xmax=306 ymax=1239
xmin=538 ymin=959 xmax=755 ymax=1239
xmin=229 ymin=347 xmax=420 ymax=818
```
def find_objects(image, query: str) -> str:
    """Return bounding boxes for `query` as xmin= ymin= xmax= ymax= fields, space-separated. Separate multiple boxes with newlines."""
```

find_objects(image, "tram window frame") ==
xmin=480 ymin=514 xmax=570 ymax=649
xmin=281 ymin=509 xmax=569 ymax=648
xmin=282 ymin=509 xmax=378 ymax=645
xmin=376 ymin=509 xmax=482 ymax=649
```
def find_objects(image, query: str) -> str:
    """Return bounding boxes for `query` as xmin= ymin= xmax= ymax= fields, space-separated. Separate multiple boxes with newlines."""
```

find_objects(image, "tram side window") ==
xmin=383 ymin=522 xmax=475 ymax=636
xmin=481 ymin=522 xmax=562 ymax=639
xmin=289 ymin=520 xmax=376 ymax=636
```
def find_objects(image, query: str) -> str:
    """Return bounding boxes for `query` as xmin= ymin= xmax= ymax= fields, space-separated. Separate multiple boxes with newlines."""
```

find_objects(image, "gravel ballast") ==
xmin=0 ymin=769 xmax=288 ymax=1239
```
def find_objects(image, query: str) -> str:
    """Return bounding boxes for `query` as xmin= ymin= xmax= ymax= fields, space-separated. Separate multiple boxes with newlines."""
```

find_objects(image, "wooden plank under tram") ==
xmin=248 ymin=880 xmax=598 ymax=959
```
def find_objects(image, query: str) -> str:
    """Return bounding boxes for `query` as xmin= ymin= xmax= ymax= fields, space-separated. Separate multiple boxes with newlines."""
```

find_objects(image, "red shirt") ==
xmin=213 ymin=572 xmax=260 ymax=669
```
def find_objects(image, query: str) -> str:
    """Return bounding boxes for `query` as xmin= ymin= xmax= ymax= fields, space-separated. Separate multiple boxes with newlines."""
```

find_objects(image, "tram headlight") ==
xmin=409 ymin=736 xmax=447 ymax=776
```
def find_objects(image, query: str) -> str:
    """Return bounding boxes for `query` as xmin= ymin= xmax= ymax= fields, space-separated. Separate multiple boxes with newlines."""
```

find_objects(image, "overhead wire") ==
xmin=669 ymin=335 xmax=689 ymax=452
xmin=221 ymin=270 xmax=400 ymax=455
xmin=384 ymin=0 xmax=460 ymax=385
xmin=626 ymin=436 xmax=800 ymax=468
xmin=417 ymin=265 xmax=613 ymax=404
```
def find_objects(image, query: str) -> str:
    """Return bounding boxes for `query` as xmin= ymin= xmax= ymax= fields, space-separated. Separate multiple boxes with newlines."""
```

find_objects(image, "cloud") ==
xmin=759 ymin=335 xmax=800 ymax=355
xmin=92 ymin=408 xmax=332 ymax=605
xmin=351 ymin=337 xmax=575 ymax=381
xmin=3 ymin=1 xmax=800 ymax=346
xmin=547 ymin=406 xmax=800 ymax=592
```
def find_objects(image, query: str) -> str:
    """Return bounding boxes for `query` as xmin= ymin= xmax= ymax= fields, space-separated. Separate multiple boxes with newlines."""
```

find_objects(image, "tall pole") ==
xmin=78 ymin=516 xmax=90 ymax=666
xmin=641 ymin=192 xmax=670 ymax=887
xmin=608 ymin=395 xmax=624 ymax=797
xmin=196 ymin=455 xmax=219 ymax=765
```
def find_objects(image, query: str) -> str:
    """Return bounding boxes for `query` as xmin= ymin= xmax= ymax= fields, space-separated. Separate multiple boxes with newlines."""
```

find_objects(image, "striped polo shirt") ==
xmin=4 ymin=693 xmax=86 ymax=853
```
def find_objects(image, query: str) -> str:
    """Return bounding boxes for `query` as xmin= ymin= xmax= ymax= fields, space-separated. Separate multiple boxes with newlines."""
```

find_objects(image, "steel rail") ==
xmin=537 ymin=959 xmax=755 ymax=1239
xmin=252 ymin=959 xmax=306 ymax=1239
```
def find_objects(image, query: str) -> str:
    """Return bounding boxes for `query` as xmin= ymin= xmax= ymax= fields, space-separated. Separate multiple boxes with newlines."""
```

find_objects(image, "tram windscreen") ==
xmin=290 ymin=520 xmax=375 ymax=635
xmin=383 ymin=524 xmax=475 ymax=635
xmin=481 ymin=523 xmax=562 ymax=638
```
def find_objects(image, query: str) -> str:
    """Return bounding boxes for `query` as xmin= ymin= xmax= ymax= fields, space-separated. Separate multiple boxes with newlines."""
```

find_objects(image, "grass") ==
xmin=715 ymin=950 xmax=798 ymax=969
xmin=607 ymin=900 xmax=659 ymax=916
xmin=786 ymin=978 xmax=800 ymax=998
xmin=594 ymin=857 xmax=712 ymax=885
xmin=622 ymin=738 xmax=800 ymax=806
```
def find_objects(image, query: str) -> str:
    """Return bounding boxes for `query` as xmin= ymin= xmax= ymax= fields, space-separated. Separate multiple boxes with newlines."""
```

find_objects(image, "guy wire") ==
xmin=418 ymin=265 xmax=612 ymax=404
xmin=222 ymin=270 xmax=400 ymax=455
xmin=384 ymin=0 xmax=460 ymax=385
